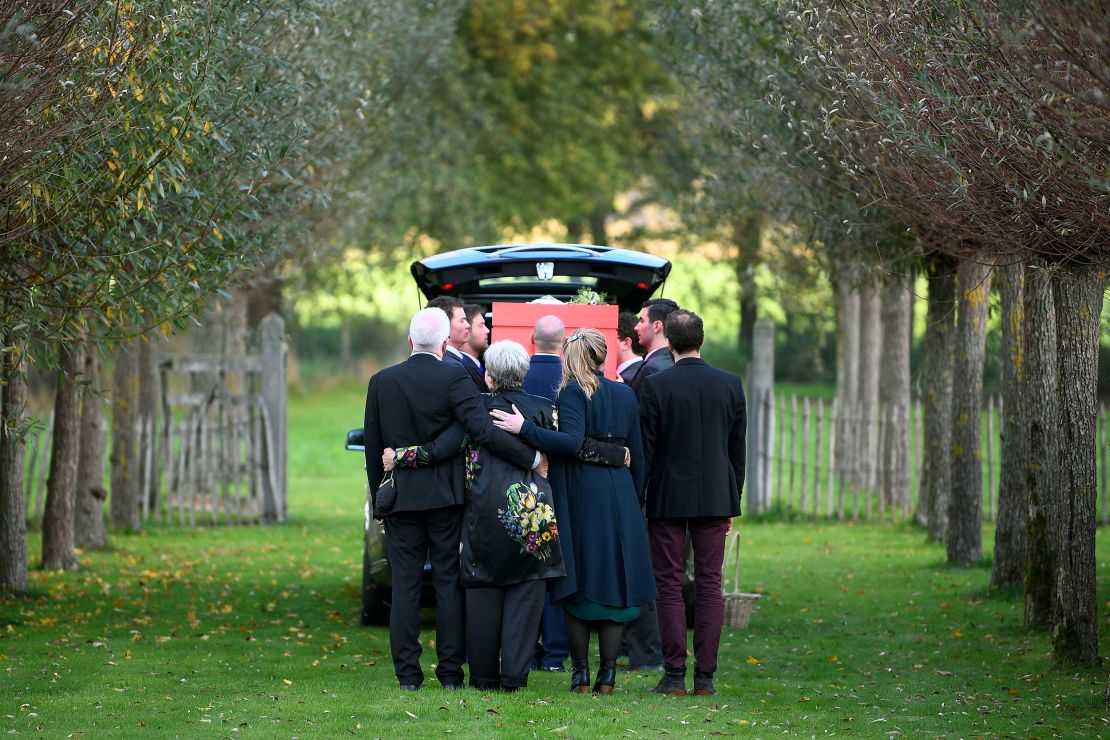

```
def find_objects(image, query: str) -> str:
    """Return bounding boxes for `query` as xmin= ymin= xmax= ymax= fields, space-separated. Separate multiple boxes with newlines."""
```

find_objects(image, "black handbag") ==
xmin=373 ymin=471 xmax=396 ymax=519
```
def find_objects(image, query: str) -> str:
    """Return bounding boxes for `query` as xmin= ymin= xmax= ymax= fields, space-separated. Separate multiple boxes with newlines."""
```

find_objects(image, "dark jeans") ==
xmin=384 ymin=506 xmax=466 ymax=687
xmin=649 ymin=517 xmax=730 ymax=673
xmin=467 ymin=580 xmax=546 ymax=689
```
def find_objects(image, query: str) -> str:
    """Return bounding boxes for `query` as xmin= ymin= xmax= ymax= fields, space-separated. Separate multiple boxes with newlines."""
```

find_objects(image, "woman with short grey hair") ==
xmin=482 ymin=340 xmax=530 ymax=390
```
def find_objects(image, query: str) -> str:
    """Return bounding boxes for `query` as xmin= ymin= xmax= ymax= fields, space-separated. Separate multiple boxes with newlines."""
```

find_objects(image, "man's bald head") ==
xmin=532 ymin=315 xmax=566 ymax=354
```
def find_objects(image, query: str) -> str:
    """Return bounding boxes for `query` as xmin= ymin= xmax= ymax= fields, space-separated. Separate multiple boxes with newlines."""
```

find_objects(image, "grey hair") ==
xmin=409 ymin=307 xmax=449 ymax=350
xmin=483 ymin=340 xmax=531 ymax=389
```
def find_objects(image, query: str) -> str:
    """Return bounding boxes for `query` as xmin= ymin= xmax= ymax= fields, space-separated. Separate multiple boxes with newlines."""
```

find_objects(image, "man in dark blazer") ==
xmin=520 ymin=314 xmax=569 ymax=671
xmin=461 ymin=303 xmax=491 ymax=391
xmin=363 ymin=308 xmax=539 ymax=691
xmin=640 ymin=309 xmax=745 ymax=697
xmin=427 ymin=296 xmax=488 ymax=392
xmin=616 ymin=312 xmax=644 ymax=385
xmin=621 ymin=297 xmax=679 ymax=670
xmin=628 ymin=297 xmax=679 ymax=396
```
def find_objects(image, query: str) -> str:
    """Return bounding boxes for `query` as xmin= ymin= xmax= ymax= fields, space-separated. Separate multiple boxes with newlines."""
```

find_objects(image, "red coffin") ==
xmin=490 ymin=302 xmax=620 ymax=380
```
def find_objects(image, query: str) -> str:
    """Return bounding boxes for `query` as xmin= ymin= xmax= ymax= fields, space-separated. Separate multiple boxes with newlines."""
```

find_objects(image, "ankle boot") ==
xmin=651 ymin=665 xmax=687 ymax=696
xmin=693 ymin=670 xmax=716 ymax=696
xmin=569 ymin=659 xmax=590 ymax=693
xmin=593 ymin=659 xmax=616 ymax=695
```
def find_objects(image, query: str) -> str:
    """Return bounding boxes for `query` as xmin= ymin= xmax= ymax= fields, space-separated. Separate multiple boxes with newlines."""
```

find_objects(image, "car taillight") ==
xmin=442 ymin=283 xmax=454 ymax=290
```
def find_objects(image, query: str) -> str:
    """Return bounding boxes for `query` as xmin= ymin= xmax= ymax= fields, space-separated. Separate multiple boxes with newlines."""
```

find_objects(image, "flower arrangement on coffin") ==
xmin=570 ymin=286 xmax=608 ymax=305
xmin=498 ymin=481 xmax=559 ymax=559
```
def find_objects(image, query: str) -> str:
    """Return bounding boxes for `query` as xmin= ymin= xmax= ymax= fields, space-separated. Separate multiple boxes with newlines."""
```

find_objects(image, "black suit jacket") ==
xmin=363 ymin=353 xmax=533 ymax=512
xmin=627 ymin=347 xmax=673 ymax=397
xmin=445 ymin=347 xmax=488 ymax=392
xmin=639 ymin=357 xmax=745 ymax=519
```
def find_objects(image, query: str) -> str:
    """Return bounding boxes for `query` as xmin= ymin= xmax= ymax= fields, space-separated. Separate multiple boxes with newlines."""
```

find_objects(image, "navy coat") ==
xmin=517 ymin=376 xmax=657 ymax=609
xmin=523 ymin=354 xmax=562 ymax=401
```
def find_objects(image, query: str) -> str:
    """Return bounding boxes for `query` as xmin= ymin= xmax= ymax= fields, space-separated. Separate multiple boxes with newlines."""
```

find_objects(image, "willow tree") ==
xmin=790 ymin=0 xmax=1109 ymax=664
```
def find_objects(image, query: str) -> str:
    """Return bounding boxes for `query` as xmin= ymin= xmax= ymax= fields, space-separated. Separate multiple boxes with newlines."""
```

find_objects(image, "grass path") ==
xmin=1 ymin=382 xmax=1107 ymax=737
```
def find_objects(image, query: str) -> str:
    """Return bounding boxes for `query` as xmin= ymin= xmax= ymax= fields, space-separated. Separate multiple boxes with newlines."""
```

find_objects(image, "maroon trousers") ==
xmin=648 ymin=517 xmax=731 ymax=673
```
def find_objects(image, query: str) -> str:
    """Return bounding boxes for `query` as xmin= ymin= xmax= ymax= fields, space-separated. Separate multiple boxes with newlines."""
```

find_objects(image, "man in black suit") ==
xmin=616 ymin=312 xmax=644 ymax=385
xmin=628 ymin=298 xmax=679 ymax=396
xmin=462 ymin=303 xmax=491 ymax=390
xmin=427 ymin=296 xmax=488 ymax=392
xmin=363 ymin=308 xmax=540 ymax=691
xmin=640 ymin=310 xmax=745 ymax=697
xmin=620 ymin=297 xmax=678 ymax=671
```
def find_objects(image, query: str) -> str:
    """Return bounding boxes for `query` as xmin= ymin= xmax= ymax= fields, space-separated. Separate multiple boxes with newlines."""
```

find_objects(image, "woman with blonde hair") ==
xmin=491 ymin=328 xmax=655 ymax=695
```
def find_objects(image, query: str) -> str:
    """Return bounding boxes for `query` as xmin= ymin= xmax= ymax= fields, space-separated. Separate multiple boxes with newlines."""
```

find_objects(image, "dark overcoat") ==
xmin=517 ymin=376 xmax=657 ymax=609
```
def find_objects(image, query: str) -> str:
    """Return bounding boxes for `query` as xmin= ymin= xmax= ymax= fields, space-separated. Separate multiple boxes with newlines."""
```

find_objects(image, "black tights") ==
xmin=565 ymin=615 xmax=624 ymax=663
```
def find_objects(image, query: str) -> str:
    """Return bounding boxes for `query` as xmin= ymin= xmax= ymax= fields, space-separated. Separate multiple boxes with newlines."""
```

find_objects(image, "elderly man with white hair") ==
xmin=363 ymin=309 xmax=541 ymax=692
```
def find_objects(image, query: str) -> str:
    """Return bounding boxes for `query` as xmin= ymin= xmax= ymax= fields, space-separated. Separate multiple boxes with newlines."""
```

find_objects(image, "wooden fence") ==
xmin=749 ymin=389 xmax=1110 ymax=524
xmin=23 ymin=313 xmax=287 ymax=527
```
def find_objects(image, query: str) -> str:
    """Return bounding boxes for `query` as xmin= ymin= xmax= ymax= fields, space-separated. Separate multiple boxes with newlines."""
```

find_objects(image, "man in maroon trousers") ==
xmin=639 ymin=310 xmax=746 ymax=696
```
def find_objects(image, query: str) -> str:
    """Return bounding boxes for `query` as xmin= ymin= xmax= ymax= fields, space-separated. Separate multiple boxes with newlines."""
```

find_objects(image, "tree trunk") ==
xmin=733 ymin=213 xmax=762 ymax=353
xmin=0 ymin=337 xmax=28 ymax=591
xmin=1050 ymin=267 xmax=1103 ymax=666
xmin=917 ymin=256 xmax=957 ymax=538
xmin=246 ymin=268 xmax=284 ymax=329
xmin=587 ymin=209 xmax=608 ymax=247
xmin=990 ymin=260 xmax=1027 ymax=590
xmin=857 ymin=278 xmax=883 ymax=493
xmin=41 ymin=343 xmax=84 ymax=571
xmin=110 ymin=339 xmax=141 ymax=531
xmin=1023 ymin=261 xmax=1058 ymax=628
xmin=835 ymin=279 xmax=861 ymax=505
xmin=946 ymin=258 xmax=992 ymax=564
xmin=75 ymin=342 xmax=107 ymax=548
xmin=879 ymin=273 xmax=912 ymax=512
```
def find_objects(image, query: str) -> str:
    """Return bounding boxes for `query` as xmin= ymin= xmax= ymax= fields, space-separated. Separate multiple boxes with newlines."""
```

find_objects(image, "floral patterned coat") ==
xmin=397 ymin=388 xmax=567 ymax=588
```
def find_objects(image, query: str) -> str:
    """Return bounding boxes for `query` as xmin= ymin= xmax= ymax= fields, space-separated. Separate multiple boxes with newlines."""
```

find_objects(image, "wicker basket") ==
xmin=722 ymin=530 xmax=760 ymax=629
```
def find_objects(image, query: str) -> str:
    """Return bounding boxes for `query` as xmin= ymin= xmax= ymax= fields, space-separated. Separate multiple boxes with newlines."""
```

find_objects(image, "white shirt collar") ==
xmin=533 ymin=352 xmax=561 ymax=358
xmin=410 ymin=351 xmax=441 ymax=359
xmin=444 ymin=345 xmax=464 ymax=359
xmin=644 ymin=346 xmax=668 ymax=362
xmin=461 ymin=350 xmax=481 ymax=366
xmin=616 ymin=356 xmax=642 ymax=375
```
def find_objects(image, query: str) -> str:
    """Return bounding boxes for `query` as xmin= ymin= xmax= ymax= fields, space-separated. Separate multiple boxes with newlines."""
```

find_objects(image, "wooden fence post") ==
xmin=259 ymin=313 xmax=287 ymax=523
xmin=747 ymin=318 xmax=774 ymax=515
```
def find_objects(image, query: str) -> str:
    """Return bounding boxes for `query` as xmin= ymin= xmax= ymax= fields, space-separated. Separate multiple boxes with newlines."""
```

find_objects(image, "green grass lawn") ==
xmin=2 ymin=381 xmax=1108 ymax=737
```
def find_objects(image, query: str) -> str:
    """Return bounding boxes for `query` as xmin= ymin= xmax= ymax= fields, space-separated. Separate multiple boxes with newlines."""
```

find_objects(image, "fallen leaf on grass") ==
xmin=935 ymin=670 xmax=955 ymax=677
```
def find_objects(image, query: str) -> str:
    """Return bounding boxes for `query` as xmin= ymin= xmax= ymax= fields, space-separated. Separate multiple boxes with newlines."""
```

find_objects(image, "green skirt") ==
xmin=564 ymin=595 xmax=641 ymax=622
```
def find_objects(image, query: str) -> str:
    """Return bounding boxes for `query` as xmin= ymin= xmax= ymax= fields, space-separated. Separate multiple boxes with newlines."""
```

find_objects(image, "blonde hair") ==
xmin=557 ymin=328 xmax=607 ymax=399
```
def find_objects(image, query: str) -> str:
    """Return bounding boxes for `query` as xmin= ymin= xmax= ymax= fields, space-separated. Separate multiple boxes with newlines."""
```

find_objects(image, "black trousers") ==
xmin=466 ymin=580 xmax=546 ymax=690
xmin=384 ymin=506 xmax=466 ymax=687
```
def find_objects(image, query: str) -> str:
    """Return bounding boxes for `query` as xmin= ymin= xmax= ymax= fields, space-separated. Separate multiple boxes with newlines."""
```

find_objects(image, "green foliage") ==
xmin=1 ymin=383 xmax=1107 ymax=734
xmin=2 ymin=0 xmax=457 ymax=364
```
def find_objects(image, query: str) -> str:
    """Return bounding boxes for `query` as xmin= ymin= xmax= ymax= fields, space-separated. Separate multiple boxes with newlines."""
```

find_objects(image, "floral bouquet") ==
xmin=498 ymin=481 xmax=559 ymax=560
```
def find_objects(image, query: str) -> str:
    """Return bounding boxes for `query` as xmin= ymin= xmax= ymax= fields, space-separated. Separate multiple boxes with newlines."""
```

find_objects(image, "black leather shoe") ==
xmin=693 ymin=670 xmax=716 ymax=696
xmin=399 ymin=683 xmax=419 ymax=692
xmin=651 ymin=666 xmax=687 ymax=696
xmin=593 ymin=659 xmax=616 ymax=695
xmin=569 ymin=659 xmax=590 ymax=693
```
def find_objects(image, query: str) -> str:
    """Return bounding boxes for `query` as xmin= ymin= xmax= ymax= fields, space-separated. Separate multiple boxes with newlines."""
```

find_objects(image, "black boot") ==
xmin=693 ymin=670 xmax=716 ymax=696
xmin=593 ymin=659 xmax=616 ymax=695
xmin=570 ymin=659 xmax=590 ymax=693
xmin=651 ymin=665 xmax=687 ymax=696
